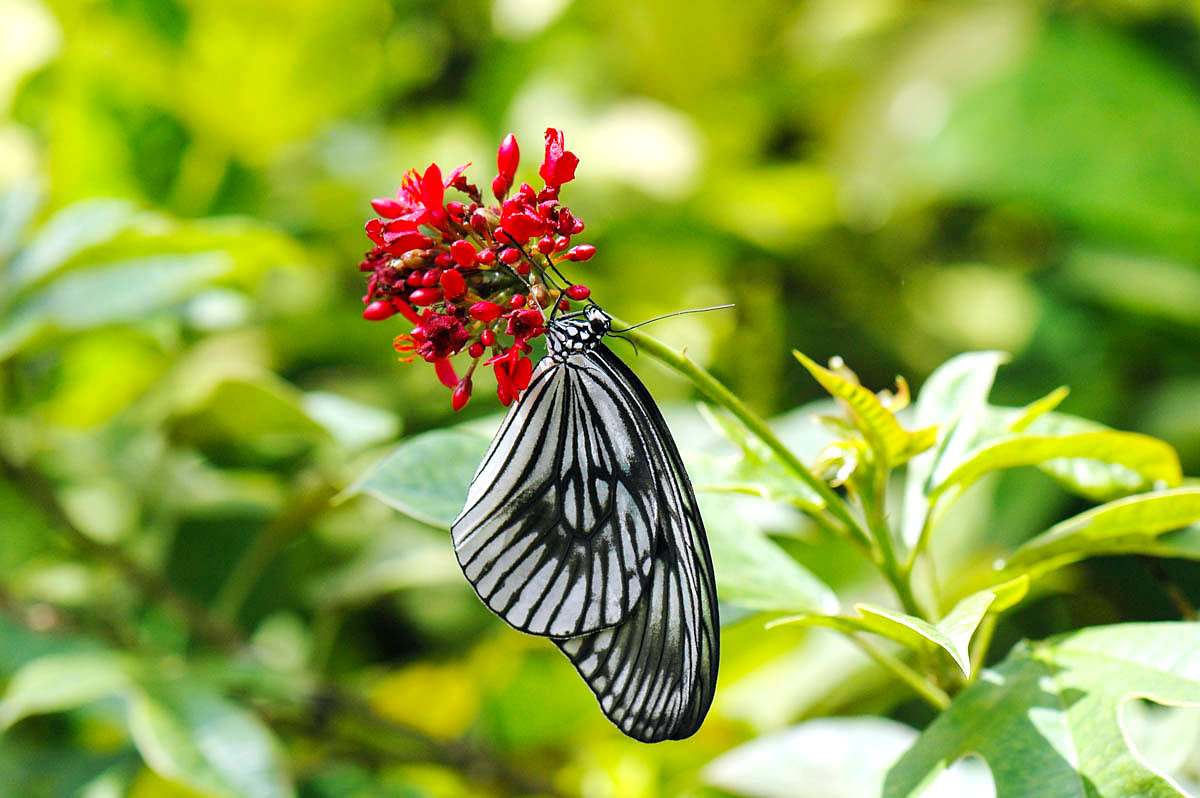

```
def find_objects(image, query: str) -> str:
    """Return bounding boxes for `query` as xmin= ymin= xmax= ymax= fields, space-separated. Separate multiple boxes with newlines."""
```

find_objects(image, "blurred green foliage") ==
xmin=4 ymin=0 xmax=1200 ymax=795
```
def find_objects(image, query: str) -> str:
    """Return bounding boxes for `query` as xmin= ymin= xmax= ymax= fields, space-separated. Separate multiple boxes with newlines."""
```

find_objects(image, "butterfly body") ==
xmin=450 ymin=305 xmax=719 ymax=742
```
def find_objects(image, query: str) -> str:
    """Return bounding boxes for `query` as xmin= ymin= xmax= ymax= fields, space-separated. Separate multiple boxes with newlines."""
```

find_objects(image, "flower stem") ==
xmin=846 ymin=632 xmax=951 ymax=711
xmin=613 ymin=318 xmax=867 ymax=545
xmin=865 ymin=463 xmax=926 ymax=620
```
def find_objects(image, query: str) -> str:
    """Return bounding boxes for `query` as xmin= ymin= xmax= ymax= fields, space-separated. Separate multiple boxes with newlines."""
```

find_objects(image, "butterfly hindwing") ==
xmin=451 ymin=352 xmax=660 ymax=637
xmin=552 ymin=344 xmax=718 ymax=742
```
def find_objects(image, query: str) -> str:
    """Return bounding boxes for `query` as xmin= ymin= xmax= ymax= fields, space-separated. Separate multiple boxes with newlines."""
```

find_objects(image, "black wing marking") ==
xmin=553 ymin=343 xmax=719 ymax=742
xmin=450 ymin=354 xmax=660 ymax=637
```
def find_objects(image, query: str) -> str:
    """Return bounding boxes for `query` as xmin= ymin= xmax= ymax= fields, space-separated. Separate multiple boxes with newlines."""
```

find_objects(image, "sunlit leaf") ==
xmin=349 ymin=428 xmax=491 ymax=528
xmin=3 ymin=198 xmax=139 ymax=292
xmin=905 ymin=357 xmax=1003 ymax=545
xmin=700 ymin=496 xmax=838 ymax=615
xmin=310 ymin=528 xmax=462 ymax=607
xmin=0 ymin=180 xmax=42 ymax=265
xmin=704 ymin=717 xmax=994 ymax=798
xmin=0 ymin=253 xmax=232 ymax=359
xmin=1008 ymin=386 xmax=1069 ymax=433
xmin=128 ymin=680 xmax=295 ymax=798
xmin=884 ymin=623 xmax=1200 ymax=798
xmin=1005 ymin=487 xmax=1200 ymax=574
xmin=930 ymin=432 xmax=1181 ymax=507
xmin=0 ymin=651 xmax=133 ymax=730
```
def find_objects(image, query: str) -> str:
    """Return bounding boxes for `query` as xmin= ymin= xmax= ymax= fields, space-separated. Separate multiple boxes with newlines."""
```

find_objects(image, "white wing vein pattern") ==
xmin=451 ymin=337 xmax=719 ymax=742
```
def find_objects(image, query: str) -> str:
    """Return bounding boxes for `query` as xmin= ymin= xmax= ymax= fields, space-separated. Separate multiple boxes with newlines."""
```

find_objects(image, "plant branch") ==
xmin=864 ymin=463 xmax=925 ymax=620
xmin=613 ymin=318 xmax=868 ymax=545
xmin=0 ymin=452 xmax=244 ymax=652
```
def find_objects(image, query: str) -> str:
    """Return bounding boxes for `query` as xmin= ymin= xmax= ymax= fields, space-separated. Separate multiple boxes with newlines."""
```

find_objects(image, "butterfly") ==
xmin=450 ymin=303 xmax=719 ymax=742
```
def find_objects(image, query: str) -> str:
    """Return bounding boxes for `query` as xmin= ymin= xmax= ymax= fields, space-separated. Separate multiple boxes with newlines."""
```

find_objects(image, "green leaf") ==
xmin=903 ymin=352 xmax=1009 ymax=546
xmin=0 ymin=651 xmax=133 ymax=730
xmin=1008 ymin=386 xmax=1070 ymax=433
xmin=700 ymin=495 xmax=838 ymax=615
xmin=930 ymin=432 xmax=1181 ymax=507
xmin=128 ymin=680 xmax=295 ymax=798
xmin=300 ymin=391 xmax=400 ymax=451
xmin=703 ymin=717 xmax=993 ymax=798
xmin=771 ymin=577 xmax=1028 ymax=678
xmin=794 ymin=351 xmax=921 ymax=465
xmin=0 ymin=180 xmax=42 ymax=266
xmin=349 ymin=428 xmax=492 ymax=528
xmin=4 ymin=198 xmax=140 ymax=292
xmin=1005 ymin=487 xmax=1200 ymax=574
xmin=0 ymin=253 xmax=232 ymax=359
xmin=884 ymin=622 xmax=1200 ymax=798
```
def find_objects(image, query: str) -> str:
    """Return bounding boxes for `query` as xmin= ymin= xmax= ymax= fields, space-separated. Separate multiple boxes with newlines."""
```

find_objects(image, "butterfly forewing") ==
xmin=451 ymin=352 xmax=658 ymax=637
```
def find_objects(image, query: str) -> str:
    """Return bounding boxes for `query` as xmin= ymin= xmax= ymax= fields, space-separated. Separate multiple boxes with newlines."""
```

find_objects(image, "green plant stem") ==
xmin=864 ymin=463 xmax=926 ymax=620
xmin=846 ymin=633 xmax=951 ymax=711
xmin=614 ymin=318 xmax=868 ymax=546
xmin=0 ymin=452 xmax=244 ymax=652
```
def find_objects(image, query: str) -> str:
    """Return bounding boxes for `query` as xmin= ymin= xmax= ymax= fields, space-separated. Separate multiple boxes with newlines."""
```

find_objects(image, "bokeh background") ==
xmin=3 ymin=0 xmax=1200 ymax=795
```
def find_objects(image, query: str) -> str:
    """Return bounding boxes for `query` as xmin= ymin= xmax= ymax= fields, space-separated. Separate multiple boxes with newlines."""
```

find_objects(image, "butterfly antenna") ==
xmin=610 ymin=304 xmax=735 ymax=333
xmin=609 ymin=333 xmax=640 ymax=355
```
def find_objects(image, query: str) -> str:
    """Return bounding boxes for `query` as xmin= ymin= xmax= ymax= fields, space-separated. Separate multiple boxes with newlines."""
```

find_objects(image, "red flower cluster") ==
xmin=358 ymin=129 xmax=596 ymax=411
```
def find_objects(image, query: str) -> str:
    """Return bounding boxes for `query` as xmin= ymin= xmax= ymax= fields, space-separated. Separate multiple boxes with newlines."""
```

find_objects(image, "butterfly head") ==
xmin=546 ymin=304 xmax=611 ymax=361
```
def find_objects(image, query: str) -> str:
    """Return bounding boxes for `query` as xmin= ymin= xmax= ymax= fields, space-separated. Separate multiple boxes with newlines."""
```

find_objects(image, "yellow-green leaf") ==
xmin=1006 ymin=487 xmax=1200 ymax=571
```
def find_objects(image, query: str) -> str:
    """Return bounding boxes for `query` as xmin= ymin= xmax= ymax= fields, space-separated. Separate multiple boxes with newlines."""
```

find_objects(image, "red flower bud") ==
xmin=571 ymin=218 xmax=585 ymax=234
xmin=537 ymin=237 xmax=555 ymax=254
xmin=566 ymin=284 xmax=591 ymax=300
xmin=434 ymin=252 xmax=454 ymax=268
xmin=370 ymin=198 xmax=405 ymax=218
xmin=362 ymin=300 xmax=397 ymax=321
xmin=499 ymin=247 xmax=520 ymax=265
xmin=468 ymin=342 xmax=484 ymax=358
xmin=405 ymin=271 xmax=423 ymax=287
xmin=446 ymin=200 xmax=466 ymax=219
xmin=510 ymin=294 xmax=526 ymax=309
xmin=469 ymin=301 xmax=503 ymax=322
xmin=480 ymin=328 xmax=496 ymax=346
xmin=492 ymin=174 xmax=510 ymax=201
xmin=452 ymin=377 xmax=472 ymax=411
xmin=471 ymin=209 xmax=491 ymax=235
xmin=477 ymin=248 xmax=496 ymax=265
xmin=434 ymin=358 xmax=458 ymax=388
xmin=566 ymin=244 xmax=596 ymax=261
xmin=440 ymin=268 xmax=466 ymax=299
xmin=515 ymin=261 xmax=531 ymax=276
xmin=421 ymin=268 xmax=441 ymax=288
xmin=409 ymin=288 xmax=442 ymax=306
xmin=497 ymin=133 xmax=519 ymax=181
xmin=450 ymin=240 xmax=477 ymax=268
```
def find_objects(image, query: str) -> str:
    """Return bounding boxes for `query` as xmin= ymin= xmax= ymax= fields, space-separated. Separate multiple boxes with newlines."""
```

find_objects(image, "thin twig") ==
xmin=846 ymin=633 xmax=951 ymax=711
xmin=0 ymin=453 xmax=244 ymax=652
xmin=1139 ymin=556 xmax=1198 ymax=621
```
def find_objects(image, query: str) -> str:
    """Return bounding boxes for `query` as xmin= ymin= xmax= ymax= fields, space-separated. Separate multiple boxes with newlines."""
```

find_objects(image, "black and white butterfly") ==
xmin=450 ymin=304 xmax=719 ymax=742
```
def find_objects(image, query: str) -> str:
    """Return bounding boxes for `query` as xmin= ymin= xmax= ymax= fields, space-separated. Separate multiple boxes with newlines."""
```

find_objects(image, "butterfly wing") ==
xmin=451 ymin=354 xmax=660 ymax=637
xmin=553 ymin=344 xmax=719 ymax=742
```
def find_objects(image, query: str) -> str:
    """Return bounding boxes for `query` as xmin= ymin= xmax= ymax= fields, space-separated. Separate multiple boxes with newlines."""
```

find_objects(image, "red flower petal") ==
xmin=434 ymin=358 xmax=458 ymax=388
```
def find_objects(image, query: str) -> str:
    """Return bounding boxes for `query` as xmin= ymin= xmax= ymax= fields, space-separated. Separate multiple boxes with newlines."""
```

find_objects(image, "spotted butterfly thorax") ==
xmin=450 ymin=302 xmax=719 ymax=742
